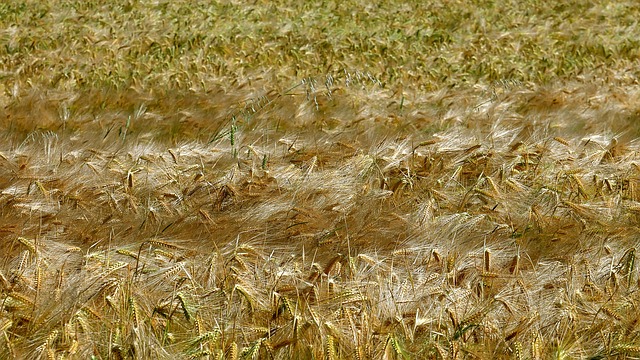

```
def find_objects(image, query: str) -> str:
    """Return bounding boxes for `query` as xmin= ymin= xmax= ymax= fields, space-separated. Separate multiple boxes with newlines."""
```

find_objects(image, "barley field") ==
xmin=2 ymin=1 xmax=640 ymax=359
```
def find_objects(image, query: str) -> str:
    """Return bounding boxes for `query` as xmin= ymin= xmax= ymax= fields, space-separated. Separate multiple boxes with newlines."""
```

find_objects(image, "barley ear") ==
xmin=228 ymin=342 xmax=238 ymax=360
xmin=326 ymin=335 xmax=337 ymax=360
xmin=129 ymin=296 xmax=140 ymax=328
xmin=176 ymin=291 xmax=192 ymax=322
xmin=240 ymin=338 xmax=262 ymax=360
xmin=514 ymin=341 xmax=523 ymax=360
xmin=615 ymin=344 xmax=640 ymax=354
xmin=531 ymin=331 xmax=542 ymax=360
xmin=234 ymin=284 xmax=255 ymax=315
xmin=17 ymin=237 xmax=37 ymax=254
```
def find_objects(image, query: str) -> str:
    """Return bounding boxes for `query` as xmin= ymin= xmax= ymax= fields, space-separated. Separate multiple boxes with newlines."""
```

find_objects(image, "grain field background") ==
xmin=2 ymin=1 xmax=640 ymax=359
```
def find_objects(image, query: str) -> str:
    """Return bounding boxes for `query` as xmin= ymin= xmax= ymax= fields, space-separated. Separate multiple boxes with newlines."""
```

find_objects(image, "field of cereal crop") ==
xmin=2 ymin=1 xmax=640 ymax=359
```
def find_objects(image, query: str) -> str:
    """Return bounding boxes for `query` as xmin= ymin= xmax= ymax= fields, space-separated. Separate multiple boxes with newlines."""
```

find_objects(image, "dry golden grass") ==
xmin=2 ymin=0 xmax=640 ymax=359
xmin=3 ymin=78 xmax=640 ymax=359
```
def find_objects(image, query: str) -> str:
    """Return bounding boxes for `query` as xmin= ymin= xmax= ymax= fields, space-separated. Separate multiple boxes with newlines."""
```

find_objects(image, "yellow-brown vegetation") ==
xmin=2 ymin=0 xmax=640 ymax=359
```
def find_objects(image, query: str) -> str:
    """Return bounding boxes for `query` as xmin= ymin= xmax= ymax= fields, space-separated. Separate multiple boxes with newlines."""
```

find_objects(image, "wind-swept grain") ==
xmin=614 ymin=344 xmax=640 ymax=354
xmin=161 ymin=263 xmax=185 ymax=282
xmin=228 ymin=342 xmax=238 ymax=360
xmin=189 ymin=329 xmax=221 ymax=348
xmin=188 ymin=350 xmax=213 ymax=359
xmin=8 ymin=291 xmax=34 ymax=307
xmin=129 ymin=296 xmax=140 ymax=328
xmin=530 ymin=331 xmax=542 ymax=360
xmin=513 ymin=341 xmax=523 ymax=360
xmin=176 ymin=292 xmax=193 ymax=322
xmin=17 ymin=237 xmax=37 ymax=254
xmin=234 ymin=285 xmax=255 ymax=315
xmin=602 ymin=305 xmax=623 ymax=321
xmin=2 ymin=2 xmax=640 ymax=358
xmin=148 ymin=239 xmax=187 ymax=251
xmin=116 ymin=249 xmax=139 ymax=260
xmin=325 ymin=335 xmax=337 ymax=360
xmin=553 ymin=137 xmax=570 ymax=147
xmin=240 ymin=338 xmax=262 ymax=360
